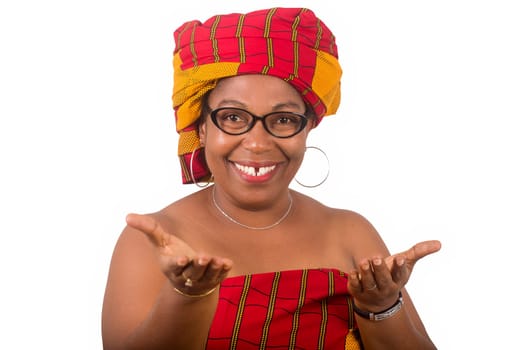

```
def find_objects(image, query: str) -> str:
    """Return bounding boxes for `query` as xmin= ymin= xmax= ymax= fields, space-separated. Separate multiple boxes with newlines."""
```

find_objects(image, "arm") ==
xmin=101 ymin=214 xmax=232 ymax=350
xmin=344 ymin=215 xmax=441 ymax=349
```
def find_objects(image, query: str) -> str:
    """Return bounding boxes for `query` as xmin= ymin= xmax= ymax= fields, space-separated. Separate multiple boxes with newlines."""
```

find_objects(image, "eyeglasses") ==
xmin=209 ymin=107 xmax=309 ymax=138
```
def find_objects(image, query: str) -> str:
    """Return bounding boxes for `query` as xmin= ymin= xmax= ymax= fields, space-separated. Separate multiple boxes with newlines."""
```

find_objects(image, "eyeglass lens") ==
xmin=211 ymin=108 xmax=307 ymax=138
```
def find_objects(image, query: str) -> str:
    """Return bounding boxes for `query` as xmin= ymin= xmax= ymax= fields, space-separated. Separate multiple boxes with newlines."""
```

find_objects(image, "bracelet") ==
xmin=352 ymin=292 xmax=403 ymax=321
xmin=173 ymin=286 xmax=218 ymax=298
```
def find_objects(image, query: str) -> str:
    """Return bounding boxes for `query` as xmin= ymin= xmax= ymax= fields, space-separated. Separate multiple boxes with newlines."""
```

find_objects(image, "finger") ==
xmin=204 ymin=257 xmax=233 ymax=283
xmin=126 ymin=213 xmax=168 ymax=248
xmin=184 ymin=255 xmax=212 ymax=281
xmin=159 ymin=256 xmax=193 ymax=284
xmin=160 ymin=255 xmax=192 ymax=277
xmin=405 ymin=240 xmax=442 ymax=262
xmin=214 ymin=258 xmax=234 ymax=283
xmin=390 ymin=255 xmax=408 ymax=284
xmin=220 ymin=257 xmax=233 ymax=272
xmin=347 ymin=270 xmax=363 ymax=293
xmin=179 ymin=256 xmax=233 ymax=291
xmin=370 ymin=257 xmax=393 ymax=289
xmin=358 ymin=259 xmax=378 ymax=291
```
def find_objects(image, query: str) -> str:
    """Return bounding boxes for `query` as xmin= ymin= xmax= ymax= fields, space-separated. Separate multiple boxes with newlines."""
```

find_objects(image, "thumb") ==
xmin=405 ymin=240 xmax=442 ymax=262
xmin=126 ymin=213 xmax=167 ymax=248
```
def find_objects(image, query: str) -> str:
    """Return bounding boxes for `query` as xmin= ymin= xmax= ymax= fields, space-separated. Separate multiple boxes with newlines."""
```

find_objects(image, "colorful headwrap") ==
xmin=172 ymin=7 xmax=342 ymax=184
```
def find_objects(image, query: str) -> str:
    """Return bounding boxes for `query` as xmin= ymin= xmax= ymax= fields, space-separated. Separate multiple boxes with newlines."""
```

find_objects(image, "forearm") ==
xmin=120 ymin=282 xmax=218 ymax=350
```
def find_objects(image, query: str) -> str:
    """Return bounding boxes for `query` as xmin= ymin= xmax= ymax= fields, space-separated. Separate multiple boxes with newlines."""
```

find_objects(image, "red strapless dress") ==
xmin=206 ymin=268 xmax=362 ymax=349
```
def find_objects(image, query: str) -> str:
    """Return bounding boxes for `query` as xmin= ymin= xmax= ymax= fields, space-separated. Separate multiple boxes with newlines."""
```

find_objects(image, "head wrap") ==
xmin=172 ymin=7 xmax=342 ymax=184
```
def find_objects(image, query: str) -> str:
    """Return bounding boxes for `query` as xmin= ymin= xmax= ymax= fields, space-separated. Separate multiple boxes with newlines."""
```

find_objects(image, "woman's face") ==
xmin=199 ymin=74 xmax=314 ymax=204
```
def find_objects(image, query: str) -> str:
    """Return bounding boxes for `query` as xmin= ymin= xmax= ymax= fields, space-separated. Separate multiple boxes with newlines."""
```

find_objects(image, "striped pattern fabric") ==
xmin=206 ymin=269 xmax=362 ymax=350
xmin=172 ymin=8 xmax=343 ymax=183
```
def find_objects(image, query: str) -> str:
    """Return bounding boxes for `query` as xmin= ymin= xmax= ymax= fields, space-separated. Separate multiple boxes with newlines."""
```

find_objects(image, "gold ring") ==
xmin=366 ymin=284 xmax=377 ymax=291
xmin=182 ymin=271 xmax=193 ymax=287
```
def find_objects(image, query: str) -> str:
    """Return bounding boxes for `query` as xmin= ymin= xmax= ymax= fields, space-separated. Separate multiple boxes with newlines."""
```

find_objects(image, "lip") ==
xmin=230 ymin=161 xmax=280 ymax=183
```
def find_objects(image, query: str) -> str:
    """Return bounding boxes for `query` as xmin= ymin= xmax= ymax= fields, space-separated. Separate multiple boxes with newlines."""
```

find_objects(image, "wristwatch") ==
xmin=352 ymin=292 xmax=404 ymax=321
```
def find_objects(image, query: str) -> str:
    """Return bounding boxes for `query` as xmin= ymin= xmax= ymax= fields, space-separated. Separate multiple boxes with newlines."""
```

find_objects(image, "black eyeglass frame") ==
xmin=209 ymin=107 xmax=309 ymax=138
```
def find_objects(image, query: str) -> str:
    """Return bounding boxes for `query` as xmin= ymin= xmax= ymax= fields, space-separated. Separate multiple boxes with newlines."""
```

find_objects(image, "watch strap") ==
xmin=352 ymin=291 xmax=404 ymax=321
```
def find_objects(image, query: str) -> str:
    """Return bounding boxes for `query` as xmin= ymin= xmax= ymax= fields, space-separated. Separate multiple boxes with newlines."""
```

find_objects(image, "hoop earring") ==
xmin=190 ymin=148 xmax=212 ymax=188
xmin=294 ymin=146 xmax=330 ymax=188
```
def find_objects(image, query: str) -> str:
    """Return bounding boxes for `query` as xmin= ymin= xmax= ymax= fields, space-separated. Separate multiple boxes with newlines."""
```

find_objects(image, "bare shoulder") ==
xmin=102 ymin=192 xmax=209 ymax=334
xmin=294 ymin=191 xmax=391 ymax=264
xmin=294 ymin=190 xmax=375 ymax=233
xmin=105 ymin=192 xmax=206 ymax=285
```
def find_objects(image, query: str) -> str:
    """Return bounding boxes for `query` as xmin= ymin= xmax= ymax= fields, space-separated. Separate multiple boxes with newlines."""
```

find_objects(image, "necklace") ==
xmin=211 ymin=186 xmax=293 ymax=230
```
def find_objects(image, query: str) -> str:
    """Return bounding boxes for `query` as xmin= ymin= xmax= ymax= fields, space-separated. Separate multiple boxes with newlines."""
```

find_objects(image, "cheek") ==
xmin=202 ymin=130 xmax=238 ymax=171
xmin=283 ymin=137 xmax=308 ymax=163
xmin=201 ymin=120 xmax=225 ymax=147
xmin=205 ymin=130 xmax=232 ymax=151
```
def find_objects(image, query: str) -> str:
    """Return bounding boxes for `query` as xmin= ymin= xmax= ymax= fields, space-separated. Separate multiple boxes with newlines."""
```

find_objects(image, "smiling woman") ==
xmin=101 ymin=7 xmax=441 ymax=350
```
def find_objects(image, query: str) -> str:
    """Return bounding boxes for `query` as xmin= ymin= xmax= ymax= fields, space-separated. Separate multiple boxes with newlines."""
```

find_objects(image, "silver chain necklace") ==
xmin=211 ymin=186 xmax=293 ymax=230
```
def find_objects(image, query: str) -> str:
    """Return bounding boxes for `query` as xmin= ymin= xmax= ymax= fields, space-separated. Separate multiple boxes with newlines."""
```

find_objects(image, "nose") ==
xmin=241 ymin=118 xmax=273 ymax=152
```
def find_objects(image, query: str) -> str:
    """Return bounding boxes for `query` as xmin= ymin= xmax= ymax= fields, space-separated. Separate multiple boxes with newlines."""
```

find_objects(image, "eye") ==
xmin=217 ymin=110 xmax=249 ymax=123
xmin=213 ymin=108 xmax=251 ymax=131
xmin=271 ymin=113 xmax=303 ymax=125
xmin=224 ymin=113 xmax=242 ymax=122
xmin=277 ymin=116 xmax=294 ymax=124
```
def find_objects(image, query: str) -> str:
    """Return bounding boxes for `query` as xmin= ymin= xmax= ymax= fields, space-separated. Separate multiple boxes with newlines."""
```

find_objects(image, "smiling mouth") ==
xmin=234 ymin=163 xmax=276 ymax=177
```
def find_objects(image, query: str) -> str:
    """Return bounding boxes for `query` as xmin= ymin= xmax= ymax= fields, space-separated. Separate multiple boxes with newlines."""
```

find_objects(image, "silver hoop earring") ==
xmin=294 ymin=146 xmax=330 ymax=188
xmin=190 ymin=148 xmax=212 ymax=188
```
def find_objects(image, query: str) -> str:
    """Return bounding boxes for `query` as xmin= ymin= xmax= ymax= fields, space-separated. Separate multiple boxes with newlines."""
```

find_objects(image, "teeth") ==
xmin=235 ymin=163 xmax=276 ymax=176
xmin=257 ymin=165 xmax=275 ymax=176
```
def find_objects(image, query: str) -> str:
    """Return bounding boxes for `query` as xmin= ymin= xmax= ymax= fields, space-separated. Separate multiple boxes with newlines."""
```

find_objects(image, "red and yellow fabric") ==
xmin=206 ymin=269 xmax=362 ymax=350
xmin=172 ymin=7 xmax=343 ymax=183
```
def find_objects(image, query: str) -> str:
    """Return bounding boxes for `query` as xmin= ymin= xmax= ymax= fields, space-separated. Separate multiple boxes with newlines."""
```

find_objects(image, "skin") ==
xmin=101 ymin=74 xmax=442 ymax=350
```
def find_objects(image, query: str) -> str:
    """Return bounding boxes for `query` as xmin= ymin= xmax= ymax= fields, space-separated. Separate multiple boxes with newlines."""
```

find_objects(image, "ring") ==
xmin=182 ymin=271 xmax=193 ymax=287
xmin=366 ymin=284 xmax=377 ymax=291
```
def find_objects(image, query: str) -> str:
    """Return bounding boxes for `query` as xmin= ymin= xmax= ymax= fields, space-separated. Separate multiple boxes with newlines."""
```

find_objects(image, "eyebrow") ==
xmin=214 ymin=99 xmax=305 ymax=112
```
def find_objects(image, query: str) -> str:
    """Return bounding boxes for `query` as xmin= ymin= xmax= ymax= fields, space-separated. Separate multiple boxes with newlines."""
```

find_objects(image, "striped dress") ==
xmin=206 ymin=268 xmax=362 ymax=349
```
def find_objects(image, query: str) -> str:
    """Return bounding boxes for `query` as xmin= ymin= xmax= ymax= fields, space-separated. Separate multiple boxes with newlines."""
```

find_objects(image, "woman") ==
xmin=102 ymin=7 xmax=441 ymax=350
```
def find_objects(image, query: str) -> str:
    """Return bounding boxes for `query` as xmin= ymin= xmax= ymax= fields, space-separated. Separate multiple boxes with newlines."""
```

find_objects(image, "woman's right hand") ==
xmin=126 ymin=213 xmax=233 ymax=296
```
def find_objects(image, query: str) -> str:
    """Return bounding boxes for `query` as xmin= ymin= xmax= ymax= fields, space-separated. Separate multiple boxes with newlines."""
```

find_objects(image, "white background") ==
xmin=1 ymin=0 xmax=523 ymax=349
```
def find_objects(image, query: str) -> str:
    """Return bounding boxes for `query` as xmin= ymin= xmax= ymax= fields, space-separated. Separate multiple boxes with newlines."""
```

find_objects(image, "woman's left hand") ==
xmin=347 ymin=240 xmax=441 ymax=311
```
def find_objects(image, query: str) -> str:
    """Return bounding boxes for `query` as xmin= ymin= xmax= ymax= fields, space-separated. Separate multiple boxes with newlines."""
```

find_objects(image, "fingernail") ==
xmin=397 ymin=257 xmax=405 ymax=266
xmin=373 ymin=258 xmax=382 ymax=266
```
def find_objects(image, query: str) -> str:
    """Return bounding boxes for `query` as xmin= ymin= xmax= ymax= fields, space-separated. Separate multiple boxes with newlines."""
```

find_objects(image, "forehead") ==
xmin=208 ymin=74 xmax=305 ymax=110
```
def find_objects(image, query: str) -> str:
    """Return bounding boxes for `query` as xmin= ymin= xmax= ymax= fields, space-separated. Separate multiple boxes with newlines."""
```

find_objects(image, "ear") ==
xmin=198 ymin=120 xmax=207 ymax=146
xmin=303 ymin=117 xmax=316 ymax=135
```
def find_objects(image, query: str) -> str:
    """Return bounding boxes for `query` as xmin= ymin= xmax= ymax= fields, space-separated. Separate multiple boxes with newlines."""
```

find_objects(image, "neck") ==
xmin=211 ymin=186 xmax=293 ymax=230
